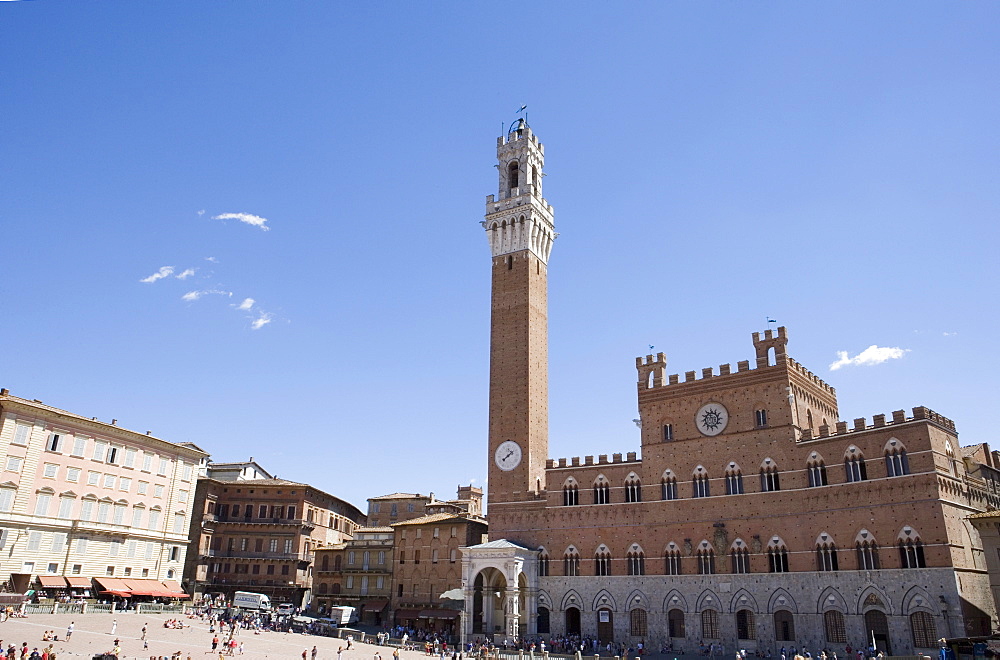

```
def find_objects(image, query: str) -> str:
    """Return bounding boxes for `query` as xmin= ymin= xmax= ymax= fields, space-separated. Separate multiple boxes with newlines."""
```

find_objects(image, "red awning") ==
xmin=94 ymin=577 xmax=131 ymax=596
xmin=419 ymin=609 xmax=460 ymax=620
xmin=362 ymin=600 xmax=389 ymax=612
xmin=123 ymin=579 xmax=165 ymax=596
xmin=155 ymin=581 xmax=189 ymax=598
xmin=65 ymin=577 xmax=92 ymax=588
xmin=394 ymin=608 xmax=423 ymax=620
xmin=37 ymin=576 xmax=68 ymax=588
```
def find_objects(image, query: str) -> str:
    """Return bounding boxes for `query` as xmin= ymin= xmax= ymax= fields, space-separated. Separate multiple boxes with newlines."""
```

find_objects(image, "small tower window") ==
xmin=508 ymin=161 xmax=519 ymax=191
xmin=662 ymin=424 xmax=673 ymax=442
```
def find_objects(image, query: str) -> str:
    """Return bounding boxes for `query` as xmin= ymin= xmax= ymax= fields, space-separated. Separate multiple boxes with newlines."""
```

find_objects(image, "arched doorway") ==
xmin=668 ymin=609 xmax=685 ymax=638
xmin=865 ymin=610 xmax=891 ymax=655
xmin=774 ymin=610 xmax=795 ymax=641
xmin=566 ymin=607 xmax=581 ymax=635
xmin=597 ymin=608 xmax=614 ymax=643
xmin=472 ymin=568 xmax=507 ymax=636
xmin=537 ymin=607 xmax=550 ymax=634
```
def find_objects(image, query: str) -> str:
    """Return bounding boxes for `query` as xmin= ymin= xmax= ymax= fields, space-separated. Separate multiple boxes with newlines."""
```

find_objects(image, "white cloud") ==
xmin=205 ymin=256 xmax=218 ymax=263
xmin=175 ymin=268 xmax=196 ymax=280
xmin=829 ymin=345 xmax=909 ymax=371
xmin=140 ymin=266 xmax=175 ymax=283
xmin=943 ymin=331 xmax=958 ymax=337
xmin=251 ymin=312 xmax=273 ymax=330
xmin=212 ymin=212 xmax=270 ymax=232
xmin=236 ymin=298 xmax=255 ymax=311
xmin=197 ymin=209 xmax=205 ymax=216
xmin=182 ymin=289 xmax=232 ymax=302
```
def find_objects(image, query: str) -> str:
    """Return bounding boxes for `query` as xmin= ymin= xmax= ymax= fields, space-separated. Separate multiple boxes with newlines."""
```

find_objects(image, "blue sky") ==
xmin=2 ymin=2 xmax=997 ymax=512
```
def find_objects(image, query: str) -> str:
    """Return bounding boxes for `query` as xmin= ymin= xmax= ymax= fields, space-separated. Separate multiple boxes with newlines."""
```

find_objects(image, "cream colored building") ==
xmin=0 ymin=389 xmax=207 ymax=593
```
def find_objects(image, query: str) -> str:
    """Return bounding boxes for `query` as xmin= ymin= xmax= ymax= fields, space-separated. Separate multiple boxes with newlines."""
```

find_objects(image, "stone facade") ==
xmin=463 ymin=125 xmax=996 ymax=655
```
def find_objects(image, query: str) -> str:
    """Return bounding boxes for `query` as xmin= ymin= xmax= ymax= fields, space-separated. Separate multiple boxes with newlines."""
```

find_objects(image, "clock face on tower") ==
xmin=696 ymin=402 xmax=729 ymax=436
xmin=494 ymin=440 xmax=523 ymax=471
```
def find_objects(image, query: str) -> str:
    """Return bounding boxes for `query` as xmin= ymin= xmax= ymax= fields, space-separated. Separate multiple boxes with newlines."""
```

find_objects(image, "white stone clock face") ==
xmin=495 ymin=440 xmax=523 ymax=471
xmin=695 ymin=402 xmax=729 ymax=436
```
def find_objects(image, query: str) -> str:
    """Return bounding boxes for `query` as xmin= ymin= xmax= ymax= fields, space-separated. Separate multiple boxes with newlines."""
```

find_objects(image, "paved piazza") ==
xmin=0 ymin=613 xmax=416 ymax=660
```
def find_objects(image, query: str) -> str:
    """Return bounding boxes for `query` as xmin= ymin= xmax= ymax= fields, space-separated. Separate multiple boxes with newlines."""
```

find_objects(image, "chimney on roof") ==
xmin=146 ymin=431 xmax=151 ymax=435
xmin=0 ymin=389 xmax=8 ymax=396
xmin=250 ymin=457 xmax=253 ymax=462
xmin=111 ymin=419 xmax=117 ymax=425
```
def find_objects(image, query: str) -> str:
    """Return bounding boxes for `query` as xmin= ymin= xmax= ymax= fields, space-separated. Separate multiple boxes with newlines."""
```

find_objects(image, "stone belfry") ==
xmin=482 ymin=119 xmax=556 ymax=509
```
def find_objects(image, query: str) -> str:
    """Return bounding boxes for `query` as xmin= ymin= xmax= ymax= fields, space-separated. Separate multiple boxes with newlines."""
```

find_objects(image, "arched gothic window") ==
xmin=730 ymin=539 xmax=750 ymax=574
xmin=885 ymin=439 xmax=910 ymax=477
xmin=855 ymin=530 xmax=880 ymax=570
xmin=807 ymin=452 xmax=828 ymax=487
xmin=725 ymin=463 xmax=744 ymax=495
xmin=693 ymin=467 xmax=710 ymax=498
xmin=760 ymin=458 xmax=780 ymax=492
xmin=595 ymin=546 xmax=612 ymax=576
xmin=626 ymin=545 xmax=645 ymax=576
xmin=845 ymin=446 xmax=868 ymax=482
xmin=661 ymin=471 xmax=678 ymax=500
xmin=624 ymin=474 xmax=642 ymax=503
xmin=563 ymin=547 xmax=580 ymax=576
xmin=816 ymin=532 xmax=839 ymax=571
xmin=665 ymin=543 xmax=682 ymax=575
xmin=593 ymin=477 xmax=610 ymax=505
xmin=562 ymin=479 xmax=579 ymax=506
xmin=697 ymin=542 xmax=715 ymax=575
xmin=767 ymin=537 xmax=789 ymax=573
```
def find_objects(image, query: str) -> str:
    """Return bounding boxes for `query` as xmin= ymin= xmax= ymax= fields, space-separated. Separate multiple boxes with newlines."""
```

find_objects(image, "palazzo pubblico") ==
xmin=459 ymin=121 xmax=997 ymax=655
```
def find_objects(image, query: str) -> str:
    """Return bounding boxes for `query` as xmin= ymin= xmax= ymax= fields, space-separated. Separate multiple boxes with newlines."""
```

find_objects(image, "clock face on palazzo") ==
xmin=696 ymin=402 xmax=729 ymax=436
xmin=494 ymin=440 xmax=523 ymax=471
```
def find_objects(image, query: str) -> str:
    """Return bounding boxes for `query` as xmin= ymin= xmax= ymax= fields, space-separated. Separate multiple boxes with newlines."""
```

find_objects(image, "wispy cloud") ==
xmin=140 ymin=266 xmax=174 ymax=283
xmin=182 ymin=289 xmax=232 ymax=302
xmin=943 ymin=331 xmax=958 ymax=337
xmin=212 ymin=212 xmax=270 ymax=232
xmin=197 ymin=209 xmax=206 ymax=216
xmin=236 ymin=298 xmax=255 ymax=311
xmin=205 ymin=256 xmax=218 ymax=263
xmin=251 ymin=311 xmax=273 ymax=330
xmin=829 ymin=345 xmax=909 ymax=371
xmin=175 ymin=268 xmax=196 ymax=280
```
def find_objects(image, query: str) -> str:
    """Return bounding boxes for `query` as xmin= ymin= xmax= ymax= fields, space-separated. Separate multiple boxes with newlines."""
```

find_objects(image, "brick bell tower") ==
xmin=482 ymin=119 xmax=555 ymax=509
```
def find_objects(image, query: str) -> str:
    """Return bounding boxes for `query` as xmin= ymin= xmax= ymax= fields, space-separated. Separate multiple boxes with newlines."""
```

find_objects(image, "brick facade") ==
xmin=463 ymin=125 xmax=996 ymax=655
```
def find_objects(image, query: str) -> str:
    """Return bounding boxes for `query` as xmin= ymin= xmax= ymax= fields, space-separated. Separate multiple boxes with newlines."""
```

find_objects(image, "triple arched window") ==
xmin=730 ymin=539 xmax=750 ymax=574
xmin=767 ymin=537 xmax=789 ymax=572
xmin=562 ymin=479 xmax=579 ymax=506
xmin=725 ymin=463 xmax=744 ymax=495
xmin=845 ymin=446 xmax=868 ymax=482
xmin=898 ymin=527 xmax=926 ymax=568
xmin=665 ymin=543 xmax=682 ymax=575
xmin=593 ymin=477 xmax=610 ymax=505
xmin=661 ymin=470 xmax=678 ymax=500
xmin=816 ymin=532 xmax=839 ymax=571
xmin=563 ymin=547 xmax=580 ymax=576
xmin=856 ymin=530 xmax=880 ymax=570
xmin=595 ymin=545 xmax=612 ymax=576
xmin=760 ymin=458 xmax=780 ymax=492
xmin=693 ymin=467 xmax=710 ymax=498
xmin=885 ymin=438 xmax=910 ymax=477
xmin=626 ymin=544 xmax=645 ymax=575
xmin=697 ymin=541 xmax=715 ymax=575
xmin=624 ymin=474 xmax=642 ymax=502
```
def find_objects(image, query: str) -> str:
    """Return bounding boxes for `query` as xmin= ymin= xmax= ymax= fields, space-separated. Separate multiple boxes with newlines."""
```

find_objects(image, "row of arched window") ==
xmin=545 ymin=606 xmax=937 ymax=648
xmin=561 ymin=442 xmax=911 ymax=506
xmin=537 ymin=528 xmax=927 ymax=577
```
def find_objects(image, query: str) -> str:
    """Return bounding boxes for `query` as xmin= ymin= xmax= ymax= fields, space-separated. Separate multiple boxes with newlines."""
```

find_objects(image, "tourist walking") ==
xmin=65 ymin=623 xmax=73 ymax=641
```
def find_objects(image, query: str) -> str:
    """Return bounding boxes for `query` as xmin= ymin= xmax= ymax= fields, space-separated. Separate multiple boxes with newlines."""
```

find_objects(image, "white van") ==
xmin=276 ymin=603 xmax=294 ymax=615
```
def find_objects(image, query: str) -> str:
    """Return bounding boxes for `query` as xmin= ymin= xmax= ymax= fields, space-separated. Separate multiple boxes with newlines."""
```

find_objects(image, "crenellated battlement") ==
xmin=786 ymin=357 xmax=836 ymax=395
xmin=800 ymin=406 xmax=956 ymax=440
xmin=546 ymin=451 xmax=641 ymax=470
xmin=636 ymin=326 xmax=838 ymax=397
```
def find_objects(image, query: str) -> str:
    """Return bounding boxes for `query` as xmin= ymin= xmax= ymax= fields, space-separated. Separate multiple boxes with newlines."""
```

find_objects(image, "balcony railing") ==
xmin=201 ymin=550 xmax=313 ymax=561
xmin=211 ymin=516 xmax=315 ymax=526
